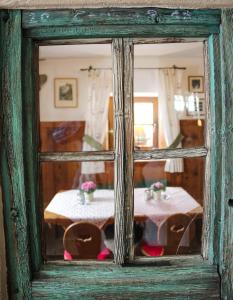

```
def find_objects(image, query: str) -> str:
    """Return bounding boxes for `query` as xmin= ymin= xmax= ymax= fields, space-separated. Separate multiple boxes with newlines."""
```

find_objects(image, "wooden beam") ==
xmin=0 ymin=10 xmax=31 ymax=299
xmin=24 ymin=24 xmax=219 ymax=40
xmin=22 ymin=8 xmax=220 ymax=29
xmin=219 ymin=9 xmax=233 ymax=300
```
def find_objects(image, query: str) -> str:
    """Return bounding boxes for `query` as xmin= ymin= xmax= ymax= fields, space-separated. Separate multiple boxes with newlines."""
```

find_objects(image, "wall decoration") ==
xmin=186 ymin=96 xmax=205 ymax=116
xmin=54 ymin=78 xmax=77 ymax=108
xmin=188 ymin=76 xmax=204 ymax=93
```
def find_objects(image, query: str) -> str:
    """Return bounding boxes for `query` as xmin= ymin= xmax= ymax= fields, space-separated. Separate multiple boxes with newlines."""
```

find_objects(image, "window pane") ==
xmin=133 ymin=157 xmax=204 ymax=257
xmin=134 ymin=102 xmax=154 ymax=124
xmin=134 ymin=42 xmax=206 ymax=150
xmin=41 ymin=161 xmax=114 ymax=261
xmin=39 ymin=44 xmax=113 ymax=152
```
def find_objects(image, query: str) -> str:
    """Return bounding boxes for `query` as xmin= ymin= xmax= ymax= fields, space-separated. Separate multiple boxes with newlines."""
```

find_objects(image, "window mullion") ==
xmin=112 ymin=38 xmax=125 ymax=264
xmin=123 ymin=38 xmax=134 ymax=262
xmin=113 ymin=38 xmax=134 ymax=264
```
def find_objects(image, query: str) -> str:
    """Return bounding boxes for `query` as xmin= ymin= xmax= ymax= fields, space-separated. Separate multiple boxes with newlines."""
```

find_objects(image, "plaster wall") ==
xmin=39 ymin=55 xmax=204 ymax=121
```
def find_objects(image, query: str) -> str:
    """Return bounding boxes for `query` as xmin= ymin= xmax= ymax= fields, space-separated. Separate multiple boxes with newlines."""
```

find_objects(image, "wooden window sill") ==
xmin=32 ymin=255 xmax=220 ymax=299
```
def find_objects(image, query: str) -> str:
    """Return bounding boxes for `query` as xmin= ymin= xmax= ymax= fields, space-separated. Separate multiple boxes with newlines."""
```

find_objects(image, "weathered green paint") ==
xmin=22 ymin=8 xmax=221 ymax=28
xmin=0 ymin=10 xmax=31 ymax=299
xmin=207 ymin=34 xmax=223 ymax=266
xmin=219 ymin=9 xmax=233 ymax=299
xmin=24 ymin=24 xmax=219 ymax=40
xmin=32 ymin=258 xmax=219 ymax=299
xmin=0 ymin=6 xmax=231 ymax=300
xmin=22 ymin=38 xmax=42 ymax=273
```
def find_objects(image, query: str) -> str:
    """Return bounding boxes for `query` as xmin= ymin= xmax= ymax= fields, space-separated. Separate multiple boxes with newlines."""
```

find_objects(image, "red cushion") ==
xmin=64 ymin=250 xmax=73 ymax=260
xmin=141 ymin=242 xmax=164 ymax=257
xmin=97 ymin=247 xmax=111 ymax=260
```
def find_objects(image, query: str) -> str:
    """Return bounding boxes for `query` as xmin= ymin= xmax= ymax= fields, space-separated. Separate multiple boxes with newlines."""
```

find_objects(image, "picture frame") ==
xmin=186 ymin=97 xmax=205 ymax=116
xmin=188 ymin=76 xmax=204 ymax=93
xmin=54 ymin=78 xmax=77 ymax=108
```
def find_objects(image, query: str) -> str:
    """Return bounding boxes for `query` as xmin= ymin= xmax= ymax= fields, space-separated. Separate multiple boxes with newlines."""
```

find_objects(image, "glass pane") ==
xmin=39 ymin=43 xmax=113 ymax=152
xmin=134 ymin=102 xmax=154 ymax=124
xmin=134 ymin=125 xmax=153 ymax=148
xmin=41 ymin=161 xmax=114 ymax=261
xmin=133 ymin=157 xmax=204 ymax=257
xmin=134 ymin=42 xmax=206 ymax=150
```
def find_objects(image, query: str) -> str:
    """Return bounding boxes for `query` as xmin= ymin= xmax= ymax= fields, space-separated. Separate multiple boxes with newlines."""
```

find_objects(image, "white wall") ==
xmin=39 ymin=55 xmax=204 ymax=121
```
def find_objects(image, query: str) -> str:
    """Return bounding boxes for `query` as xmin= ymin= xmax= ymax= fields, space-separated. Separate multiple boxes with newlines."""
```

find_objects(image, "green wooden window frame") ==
xmin=0 ymin=8 xmax=232 ymax=299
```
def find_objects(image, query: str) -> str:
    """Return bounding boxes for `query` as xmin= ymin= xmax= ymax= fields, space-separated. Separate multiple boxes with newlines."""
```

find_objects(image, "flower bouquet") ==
xmin=81 ymin=181 xmax=97 ymax=204
xmin=150 ymin=181 xmax=166 ymax=201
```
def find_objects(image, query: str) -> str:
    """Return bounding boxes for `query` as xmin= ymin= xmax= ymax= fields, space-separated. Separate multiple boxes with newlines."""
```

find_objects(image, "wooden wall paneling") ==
xmin=22 ymin=37 xmax=42 ymax=272
xmin=0 ymin=10 xmax=31 ymax=299
xmin=219 ymin=9 xmax=233 ymax=299
xmin=40 ymin=121 xmax=85 ymax=152
xmin=180 ymin=120 xmax=205 ymax=148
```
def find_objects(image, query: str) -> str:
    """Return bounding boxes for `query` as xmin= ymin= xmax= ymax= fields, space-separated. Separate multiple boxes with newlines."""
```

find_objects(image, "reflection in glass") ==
xmin=133 ymin=157 xmax=204 ymax=257
xmin=39 ymin=44 xmax=113 ymax=152
xmin=41 ymin=161 xmax=114 ymax=260
xmin=134 ymin=42 xmax=205 ymax=150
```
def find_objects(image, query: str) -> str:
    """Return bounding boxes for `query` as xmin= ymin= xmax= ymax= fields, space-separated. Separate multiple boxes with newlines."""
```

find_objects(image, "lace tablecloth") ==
xmin=45 ymin=187 xmax=201 ymax=228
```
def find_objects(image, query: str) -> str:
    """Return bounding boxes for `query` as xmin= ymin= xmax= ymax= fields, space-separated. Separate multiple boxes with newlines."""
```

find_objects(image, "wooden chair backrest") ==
xmin=63 ymin=222 xmax=101 ymax=259
xmin=158 ymin=213 xmax=194 ymax=255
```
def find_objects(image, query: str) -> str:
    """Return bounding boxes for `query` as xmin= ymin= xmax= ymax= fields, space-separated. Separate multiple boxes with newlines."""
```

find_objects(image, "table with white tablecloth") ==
xmin=44 ymin=187 xmax=202 ymax=229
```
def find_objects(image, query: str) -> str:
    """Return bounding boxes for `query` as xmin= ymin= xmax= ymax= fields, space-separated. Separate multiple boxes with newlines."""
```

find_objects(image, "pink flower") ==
xmin=81 ymin=181 xmax=96 ymax=194
xmin=151 ymin=181 xmax=165 ymax=191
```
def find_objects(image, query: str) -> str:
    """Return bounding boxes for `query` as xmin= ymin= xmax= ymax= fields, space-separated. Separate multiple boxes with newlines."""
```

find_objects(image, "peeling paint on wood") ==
xmin=219 ymin=9 xmax=233 ymax=300
xmin=22 ymin=8 xmax=220 ymax=28
xmin=0 ymin=10 xmax=31 ymax=299
xmin=24 ymin=24 xmax=219 ymax=40
xmin=31 ymin=259 xmax=220 ymax=299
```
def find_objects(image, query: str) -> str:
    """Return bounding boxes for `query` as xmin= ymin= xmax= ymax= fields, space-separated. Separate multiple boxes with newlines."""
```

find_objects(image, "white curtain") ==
xmin=81 ymin=70 xmax=112 ymax=174
xmin=156 ymin=68 xmax=184 ymax=173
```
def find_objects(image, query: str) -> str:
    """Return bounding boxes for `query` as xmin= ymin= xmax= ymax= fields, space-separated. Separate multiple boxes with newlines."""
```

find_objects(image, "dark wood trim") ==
xmin=22 ymin=38 xmax=42 ymax=273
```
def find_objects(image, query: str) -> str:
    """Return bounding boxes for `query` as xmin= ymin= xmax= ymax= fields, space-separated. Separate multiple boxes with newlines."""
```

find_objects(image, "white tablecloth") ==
xmin=45 ymin=187 xmax=201 ymax=228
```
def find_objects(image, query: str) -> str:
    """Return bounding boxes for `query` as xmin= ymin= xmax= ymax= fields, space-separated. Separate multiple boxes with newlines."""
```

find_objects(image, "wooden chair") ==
xmin=63 ymin=222 xmax=101 ymax=260
xmin=141 ymin=213 xmax=195 ymax=256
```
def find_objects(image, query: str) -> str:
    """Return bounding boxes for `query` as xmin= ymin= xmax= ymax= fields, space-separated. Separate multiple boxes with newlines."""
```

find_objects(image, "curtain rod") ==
xmin=80 ymin=65 xmax=186 ymax=71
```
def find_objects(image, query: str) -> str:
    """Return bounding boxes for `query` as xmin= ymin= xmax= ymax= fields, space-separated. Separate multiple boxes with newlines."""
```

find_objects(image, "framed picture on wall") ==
xmin=54 ymin=78 xmax=77 ymax=108
xmin=188 ymin=76 xmax=204 ymax=93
